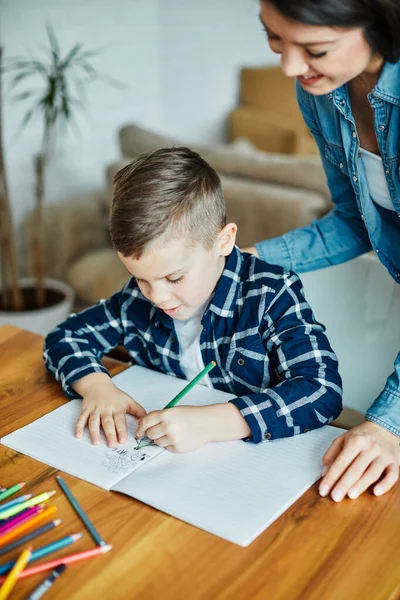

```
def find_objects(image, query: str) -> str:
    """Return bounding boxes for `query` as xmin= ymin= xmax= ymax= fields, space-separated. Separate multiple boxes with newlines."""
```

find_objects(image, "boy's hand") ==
xmin=74 ymin=375 xmax=146 ymax=447
xmin=136 ymin=406 xmax=212 ymax=452
xmin=136 ymin=403 xmax=251 ymax=452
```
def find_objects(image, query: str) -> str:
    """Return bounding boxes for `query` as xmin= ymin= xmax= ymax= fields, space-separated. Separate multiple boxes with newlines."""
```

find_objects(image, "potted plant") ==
xmin=0 ymin=26 xmax=115 ymax=334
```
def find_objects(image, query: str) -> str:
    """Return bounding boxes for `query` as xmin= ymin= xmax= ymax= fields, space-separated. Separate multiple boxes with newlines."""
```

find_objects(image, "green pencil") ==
xmin=135 ymin=360 xmax=216 ymax=449
xmin=0 ymin=483 xmax=26 ymax=504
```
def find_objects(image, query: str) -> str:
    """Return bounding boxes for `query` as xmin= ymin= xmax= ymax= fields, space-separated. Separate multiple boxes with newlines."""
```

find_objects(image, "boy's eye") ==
xmin=168 ymin=276 xmax=183 ymax=285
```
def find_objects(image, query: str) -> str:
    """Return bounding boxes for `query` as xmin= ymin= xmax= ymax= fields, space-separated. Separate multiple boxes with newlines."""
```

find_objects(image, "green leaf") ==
xmin=10 ymin=90 xmax=35 ymax=102
xmin=61 ymin=43 xmax=82 ymax=69
xmin=46 ymin=22 xmax=60 ymax=66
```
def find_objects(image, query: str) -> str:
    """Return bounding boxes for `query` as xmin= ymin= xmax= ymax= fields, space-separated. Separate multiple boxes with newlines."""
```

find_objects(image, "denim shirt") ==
xmin=256 ymin=60 xmax=400 ymax=437
xmin=43 ymin=247 xmax=342 ymax=444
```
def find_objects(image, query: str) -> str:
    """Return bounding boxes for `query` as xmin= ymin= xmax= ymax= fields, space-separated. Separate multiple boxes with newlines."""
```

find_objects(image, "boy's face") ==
xmin=118 ymin=223 xmax=237 ymax=321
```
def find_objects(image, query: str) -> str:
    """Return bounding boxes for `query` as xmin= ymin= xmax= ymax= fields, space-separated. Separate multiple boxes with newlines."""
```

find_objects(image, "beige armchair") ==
xmin=229 ymin=67 xmax=318 ymax=155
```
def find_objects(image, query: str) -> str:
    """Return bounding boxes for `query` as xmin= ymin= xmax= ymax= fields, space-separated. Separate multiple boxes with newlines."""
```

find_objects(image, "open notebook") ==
xmin=1 ymin=365 xmax=344 ymax=546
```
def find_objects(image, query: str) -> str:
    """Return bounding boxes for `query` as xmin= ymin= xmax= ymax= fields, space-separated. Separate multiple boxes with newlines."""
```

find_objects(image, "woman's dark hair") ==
xmin=263 ymin=0 xmax=400 ymax=62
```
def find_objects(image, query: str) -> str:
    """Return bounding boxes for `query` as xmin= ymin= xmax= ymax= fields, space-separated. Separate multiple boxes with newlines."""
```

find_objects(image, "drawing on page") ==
xmin=104 ymin=447 xmax=149 ymax=475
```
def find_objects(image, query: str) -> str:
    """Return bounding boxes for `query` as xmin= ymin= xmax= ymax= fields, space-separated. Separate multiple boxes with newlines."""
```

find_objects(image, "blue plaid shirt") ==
xmin=44 ymin=247 xmax=342 ymax=443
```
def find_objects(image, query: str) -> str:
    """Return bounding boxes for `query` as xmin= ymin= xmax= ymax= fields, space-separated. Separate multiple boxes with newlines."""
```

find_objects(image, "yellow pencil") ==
xmin=0 ymin=546 xmax=32 ymax=600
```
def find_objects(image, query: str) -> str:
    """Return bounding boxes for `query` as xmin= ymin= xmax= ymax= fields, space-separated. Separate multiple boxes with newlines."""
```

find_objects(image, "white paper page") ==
xmin=1 ymin=366 xmax=232 ymax=489
xmin=1 ymin=400 xmax=163 ymax=490
xmin=113 ymin=425 xmax=345 ymax=546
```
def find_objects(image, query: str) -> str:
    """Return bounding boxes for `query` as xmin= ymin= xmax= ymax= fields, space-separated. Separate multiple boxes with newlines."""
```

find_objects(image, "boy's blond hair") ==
xmin=110 ymin=147 xmax=226 ymax=258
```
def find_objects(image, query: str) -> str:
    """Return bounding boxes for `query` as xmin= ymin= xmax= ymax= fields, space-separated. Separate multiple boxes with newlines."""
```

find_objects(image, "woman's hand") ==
xmin=319 ymin=420 xmax=400 ymax=501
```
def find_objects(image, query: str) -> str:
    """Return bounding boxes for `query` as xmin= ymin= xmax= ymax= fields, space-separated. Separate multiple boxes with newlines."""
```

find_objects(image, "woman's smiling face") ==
xmin=260 ymin=1 xmax=379 ymax=95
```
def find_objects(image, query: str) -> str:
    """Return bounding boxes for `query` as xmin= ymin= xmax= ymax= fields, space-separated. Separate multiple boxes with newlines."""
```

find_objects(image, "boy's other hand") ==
xmin=74 ymin=376 xmax=146 ymax=447
xmin=319 ymin=420 xmax=400 ymax=501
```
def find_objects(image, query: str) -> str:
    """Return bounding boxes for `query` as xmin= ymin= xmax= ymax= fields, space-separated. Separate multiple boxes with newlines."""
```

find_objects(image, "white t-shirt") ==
xmin=359 ymin=148 xmax=395 ymax=211
xmin=173 ymin=299 xmax=213 ymax=388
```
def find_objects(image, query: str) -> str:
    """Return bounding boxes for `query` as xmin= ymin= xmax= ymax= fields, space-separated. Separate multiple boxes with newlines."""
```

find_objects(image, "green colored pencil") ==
xmin=0 ymin=483 xmax=26 ymax=504
xmin=135 ymin=360 xmax=216 ymax=449
xmin=0 ymin=491 xmax=55 ymax=520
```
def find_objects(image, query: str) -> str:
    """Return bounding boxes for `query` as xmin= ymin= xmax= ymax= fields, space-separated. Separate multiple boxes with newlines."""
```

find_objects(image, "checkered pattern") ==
xmin=44 ymin=247 xmax=342 ymax=443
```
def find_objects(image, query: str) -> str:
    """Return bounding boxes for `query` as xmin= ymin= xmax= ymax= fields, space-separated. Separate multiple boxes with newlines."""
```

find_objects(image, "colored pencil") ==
xmin=0 ymin=495 xmax=34 ymax=513
xmin=135 ymin=360 xmax=216 ymax=448
xmin=0 ymin=547 xmax=32 ymax=600
xmin=0 ymin=492 xmax=55 ymax=521
xmin=0 ymin=483 xmax=26 ymax=504
xmin=0 ymin=534 xmax=82 ymax=575
xmin=0 ymin=506 xmax=44 ymax=536
xmin=0 ymin=506 xmax=57 ymax=548
xmin=0 ymin=545 xmax=112 ymax=582
xmin=0 ymin=520 xmax=62 ymax=557
xmin=25 ymin=563 xmax=67 ymax=600
xmin=56 ymin=476 xmax=106 ymax=546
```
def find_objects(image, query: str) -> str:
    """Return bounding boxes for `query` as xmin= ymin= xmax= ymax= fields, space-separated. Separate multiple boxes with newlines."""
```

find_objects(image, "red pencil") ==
xmin=0 ymin=545 xmax=112 ymax=581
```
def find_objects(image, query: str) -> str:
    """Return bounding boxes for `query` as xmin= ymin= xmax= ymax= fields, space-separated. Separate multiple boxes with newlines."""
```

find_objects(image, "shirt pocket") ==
xmin=225 ymin=335 xmax=271 ymax=393
xmin=324 ymin=142 xmax=349 ymax=176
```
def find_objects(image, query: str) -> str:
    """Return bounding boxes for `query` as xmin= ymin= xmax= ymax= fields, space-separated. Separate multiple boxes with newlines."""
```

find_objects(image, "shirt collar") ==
xmin=372 ymin=60 xmax=400 ymax=105
xmin=331 ymin=60 xmax=400 ymax=110
xmin=207 ymin=245 xmax=242 ymax=319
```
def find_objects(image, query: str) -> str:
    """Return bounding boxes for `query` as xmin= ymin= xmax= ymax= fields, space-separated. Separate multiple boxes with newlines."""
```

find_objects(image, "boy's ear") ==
xmin=217 ymin=222 xmax=237 ymax=256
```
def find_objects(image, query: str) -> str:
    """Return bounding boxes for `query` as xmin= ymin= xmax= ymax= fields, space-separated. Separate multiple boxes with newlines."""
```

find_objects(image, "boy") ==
xmin=44 ymin=147 xmax=342 ymax=452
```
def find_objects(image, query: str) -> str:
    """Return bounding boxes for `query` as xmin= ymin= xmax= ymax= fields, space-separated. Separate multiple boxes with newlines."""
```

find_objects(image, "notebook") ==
xmin=1 ymin=365 xmax=344 ymax=546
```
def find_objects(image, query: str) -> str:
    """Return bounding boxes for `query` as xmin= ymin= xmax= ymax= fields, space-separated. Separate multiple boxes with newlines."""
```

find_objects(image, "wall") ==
xmin=1 ymin=0 xmax=277 ymax=267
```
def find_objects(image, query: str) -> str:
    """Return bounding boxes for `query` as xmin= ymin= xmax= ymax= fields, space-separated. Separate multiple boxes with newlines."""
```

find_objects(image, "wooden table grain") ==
xmin=1 ymin=325 xmax=399 ymax=600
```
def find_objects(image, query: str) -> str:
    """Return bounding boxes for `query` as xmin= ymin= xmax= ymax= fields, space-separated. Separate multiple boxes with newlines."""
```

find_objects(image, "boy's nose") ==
xmin=147 ymin=285 xmax=171 ymax=306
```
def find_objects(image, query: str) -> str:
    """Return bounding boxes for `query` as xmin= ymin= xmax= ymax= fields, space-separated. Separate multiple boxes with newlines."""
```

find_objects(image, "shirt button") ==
xmin=339 ymin=162 xmax=344 ymax=169
xmin=361 ymin=214 xmax=365 ymax=221
xmin=352 ymin=131 xmax=357 ymax=138
xmin=340 ymin=99 xmax=345 ymax=106
xmin=237 ymin=358 xmax=245 ymax=366
xmin=379 ymin=125 xmax=385 ymax=131
xmin=264 ymin=432 xmax=272 ymax=440
xmin=353 ymin=175 xmax=358 ymax=182
xmin=171 ymin=336 xmax=176 ymax=343
xmin=385 ymin=168 xmax=390 ymax=175
xmin=376 ymin=249 xmax=380 ymax=254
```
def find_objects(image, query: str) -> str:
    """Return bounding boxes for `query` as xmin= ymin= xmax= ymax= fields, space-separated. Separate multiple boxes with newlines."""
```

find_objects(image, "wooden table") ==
xmin=1 ymin=325 xmax=399 ymax=600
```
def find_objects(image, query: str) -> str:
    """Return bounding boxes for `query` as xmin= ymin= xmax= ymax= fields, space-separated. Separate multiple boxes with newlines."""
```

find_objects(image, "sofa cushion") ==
xmin=115 ymin=123 xmax=329 ymax=199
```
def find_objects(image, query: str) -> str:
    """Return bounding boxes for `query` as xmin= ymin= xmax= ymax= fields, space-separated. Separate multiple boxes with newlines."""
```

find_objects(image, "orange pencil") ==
xmin=0 ymin=506 xmax=57 ymax=547
xmin=0 ymin=545 xmax=112 ymax=582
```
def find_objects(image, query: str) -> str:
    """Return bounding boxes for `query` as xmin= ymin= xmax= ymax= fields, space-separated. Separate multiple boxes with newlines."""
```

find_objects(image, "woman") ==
xmin=245 ymin=0 xmax=400 ymax=501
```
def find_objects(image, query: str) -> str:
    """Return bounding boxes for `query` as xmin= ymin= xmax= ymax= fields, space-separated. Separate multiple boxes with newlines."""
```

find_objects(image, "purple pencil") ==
xmin=0 ymin=505 xmax=43 ymax=536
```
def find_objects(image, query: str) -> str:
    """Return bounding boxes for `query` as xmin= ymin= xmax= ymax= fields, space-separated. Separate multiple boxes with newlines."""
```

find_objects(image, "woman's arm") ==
xmin=254 ymin=84 xmax=372 ymax=272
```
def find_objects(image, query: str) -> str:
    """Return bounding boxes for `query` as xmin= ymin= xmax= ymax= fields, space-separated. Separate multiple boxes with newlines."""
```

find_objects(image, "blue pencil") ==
xmin=56 ymin=476 xmax=106 ymax=546
xmin=0 ymin=519 xmax=62 ymax=557
xmin=0 ymin=533 xmax=82 ymax=574
xmin=0 ymin=495 xmax=34 ymax=512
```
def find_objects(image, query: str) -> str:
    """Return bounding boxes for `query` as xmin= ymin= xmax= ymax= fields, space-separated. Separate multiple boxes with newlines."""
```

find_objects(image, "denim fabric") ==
xmin=255 ymin=61 xmax=400 ymax=436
